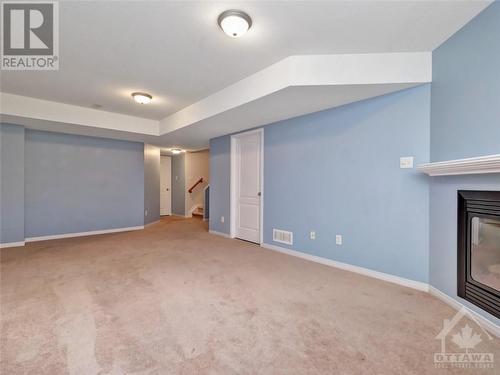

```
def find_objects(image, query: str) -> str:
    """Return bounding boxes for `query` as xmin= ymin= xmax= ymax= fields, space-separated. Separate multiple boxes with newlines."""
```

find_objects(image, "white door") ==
xmin=160 ymin=156 xmax=172 ymax=216
xmin=233 ymin=130 xmax=262 ymax=243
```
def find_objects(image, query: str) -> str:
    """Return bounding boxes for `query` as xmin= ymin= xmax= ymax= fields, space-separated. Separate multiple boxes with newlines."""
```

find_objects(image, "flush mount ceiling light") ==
xmin=217 ymin=10 xmax=252 ymax=38
xmin=131 ymin=92 xmax=152 ymax=104
xmin=170 ymin=148 xmax=183 ymax=155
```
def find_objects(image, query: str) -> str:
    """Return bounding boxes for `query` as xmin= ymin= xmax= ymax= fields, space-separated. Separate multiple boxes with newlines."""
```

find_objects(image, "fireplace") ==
xmin=458 ymin=191 xmax=500 ymax=318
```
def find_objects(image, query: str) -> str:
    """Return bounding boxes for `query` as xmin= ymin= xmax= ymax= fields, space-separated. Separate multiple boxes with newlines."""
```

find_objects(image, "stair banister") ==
xmin=188 ymin=177 xmax=204 ymax=193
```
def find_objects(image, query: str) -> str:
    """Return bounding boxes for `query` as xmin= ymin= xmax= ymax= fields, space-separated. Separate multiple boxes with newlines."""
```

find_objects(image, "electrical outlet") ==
xmin=400 ymin=156 xmax=414 ymax=169
xmin=221 ymin=216 xmax=225 ymax=223
xmin=310 ymin=231 xmax=316 ymax=240
xmin=336 ymin=235 xmax=342 ymax=245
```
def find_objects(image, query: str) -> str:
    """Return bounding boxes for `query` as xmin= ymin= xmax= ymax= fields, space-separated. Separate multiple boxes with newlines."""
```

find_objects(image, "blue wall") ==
xmin=144 ymin=144 xmax=160 ymax=224
xmin=0 ymin=124 xmax=25 ymax=244
xmin=24 ymin=130 xmax=145 ymax=237
xmin=430 ymin=175 xmax=500 ymax=325
xmin=431 ymin=2 xmax=500 ymax=162
xmin=209 ymin=136 xmax=231 ymax=233
xmin=171 ymin=153 xmax=186 ymax=216
xmin=429 ymin=3 xmax=500 ymax=324
xmin=210 ymin=85 xmax=431 ymax=282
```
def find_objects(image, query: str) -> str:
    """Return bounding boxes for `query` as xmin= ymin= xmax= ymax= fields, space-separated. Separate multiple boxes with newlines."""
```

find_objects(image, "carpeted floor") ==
xmin=1 ymin=217 xmax=499 ymax=374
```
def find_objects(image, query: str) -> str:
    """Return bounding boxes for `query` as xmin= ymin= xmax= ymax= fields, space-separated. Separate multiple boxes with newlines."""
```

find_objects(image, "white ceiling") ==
xmin=0 ymin=0 xmax=490 ymax=120
xmin=1 ymin=52 xmax=431 ymax=149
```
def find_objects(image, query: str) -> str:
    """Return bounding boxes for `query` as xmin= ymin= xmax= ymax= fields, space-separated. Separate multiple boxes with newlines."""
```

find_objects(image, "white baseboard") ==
xmin=0 ymin=241 xmax=26 ymax=249
xmin=209 ymin=230 xmax=231 ymax=238
xmin=429 ymin=286 xmax=500 ymax=338
xmin=25 ymin=226 xmax=144 ymax=242
xmin=260 ymin=242 xmax=500 ymax=338
xmin=172 ymin=214 xmax=191 ymax=218
xmin=261 ymin=242 xmax=429 ymax=292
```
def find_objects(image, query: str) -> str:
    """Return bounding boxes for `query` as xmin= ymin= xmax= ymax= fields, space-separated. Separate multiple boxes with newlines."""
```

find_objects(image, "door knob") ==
xmin=258 ymin=192 xmax=261 ymax=196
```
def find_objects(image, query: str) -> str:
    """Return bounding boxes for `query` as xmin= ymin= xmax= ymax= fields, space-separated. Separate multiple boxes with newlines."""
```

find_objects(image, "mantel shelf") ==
xmin=417 ymin=154 xmax=500 ymax=176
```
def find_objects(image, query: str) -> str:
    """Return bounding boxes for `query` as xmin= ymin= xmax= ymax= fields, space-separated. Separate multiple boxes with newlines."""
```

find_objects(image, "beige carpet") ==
xmin=1 ymin=217 xmax=499 ymax=374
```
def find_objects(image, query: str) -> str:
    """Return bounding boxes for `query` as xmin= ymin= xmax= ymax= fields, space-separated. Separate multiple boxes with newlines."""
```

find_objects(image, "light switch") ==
xmin=221 ymin=216 xmax=225 ymax=223
xmin=336 ymin=235 xmax=342 ymax=245
xmin=400 ymin=157 xmax=414 ymax=169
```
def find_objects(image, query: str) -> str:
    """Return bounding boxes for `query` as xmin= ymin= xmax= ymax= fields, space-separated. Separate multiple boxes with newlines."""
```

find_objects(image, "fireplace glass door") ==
xmin=470 ymin=216 xmax=500 ymax=293
xmin=458 ymin=190 xmax=500 ymax=318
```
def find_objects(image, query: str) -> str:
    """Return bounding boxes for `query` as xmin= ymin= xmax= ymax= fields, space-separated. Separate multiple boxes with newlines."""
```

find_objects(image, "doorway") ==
xmin=230 ymin=129 xmax=264 ymax=244
xmin=160 ymin=155 xmax=172 ymax=216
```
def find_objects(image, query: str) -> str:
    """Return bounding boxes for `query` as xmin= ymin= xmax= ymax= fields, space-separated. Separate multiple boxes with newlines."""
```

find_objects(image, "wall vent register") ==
xmin=273 ymin=229 xmax=293 ymax=245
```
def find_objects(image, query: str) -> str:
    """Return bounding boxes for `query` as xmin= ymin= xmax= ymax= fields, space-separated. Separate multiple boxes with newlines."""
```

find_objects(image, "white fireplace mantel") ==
xmin=417 ymin=154 xmax=500 ymax=176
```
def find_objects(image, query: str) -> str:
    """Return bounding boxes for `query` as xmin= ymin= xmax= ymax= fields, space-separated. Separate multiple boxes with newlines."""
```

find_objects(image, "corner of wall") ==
xmin=0 ymin=123 xmax=25 ymax=245
xmin=144 ymin=144 xmax=160 ymax=225
xmin=171 ymin=153 xmax=186 ymax=216
xmin=428 ymin=2 xmax=500 ymax=326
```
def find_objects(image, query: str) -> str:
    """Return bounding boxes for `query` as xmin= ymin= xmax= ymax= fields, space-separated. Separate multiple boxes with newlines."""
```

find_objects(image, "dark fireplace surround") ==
xmin=458 ymin=190 xmax=500 ymax=318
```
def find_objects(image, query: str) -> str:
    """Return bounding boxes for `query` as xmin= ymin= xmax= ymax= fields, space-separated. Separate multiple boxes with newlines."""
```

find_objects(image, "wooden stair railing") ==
xmin=188 ymin=177 xmax=204 ymax=193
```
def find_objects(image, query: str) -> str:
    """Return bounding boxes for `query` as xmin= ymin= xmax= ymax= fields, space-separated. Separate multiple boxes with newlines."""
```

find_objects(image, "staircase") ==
xmin=192 ymin=206 xmax=204 ymax=218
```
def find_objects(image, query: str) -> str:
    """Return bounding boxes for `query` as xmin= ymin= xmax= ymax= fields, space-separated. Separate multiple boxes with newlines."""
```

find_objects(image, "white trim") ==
xmin=261 ymin=242 xmax=429 ymax=292
xmin=171 ymin=214 xmax=191 ymax=218
xmin=209 ymin=230 xmax=231 ymax=238
xmin=159 ymin=53 xmax=431 ymax=134
xmin=230 ymin=135 xmax=236 ymax=238
xmin=145 ymin=220 xmax=160 ymax=227
xmin=429 ymin=286 xmax=500 ymax=338
xmin=261 ymin=242 xmax=500 ymax=338
xmin=417 ymin=154 xmax=500 ymax=176
xmin=1 ymin=92 xmax=158 ymax=136
xmin=2 ymin=53 xmax=431 ymax=147
xmin=25 ymin=226 xmax=144 ymax=242
xmin=0 ymin=241 xmax=26 ymax=249
xmin=230 ymin=128 xmax=264 ymax=244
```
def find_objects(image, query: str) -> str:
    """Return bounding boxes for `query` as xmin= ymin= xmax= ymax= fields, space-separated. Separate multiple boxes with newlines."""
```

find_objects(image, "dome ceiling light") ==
xmin=131 ymin=92 xmax=152 ymax=104
xmin=217 ymin=10 xmax=252 ymax=38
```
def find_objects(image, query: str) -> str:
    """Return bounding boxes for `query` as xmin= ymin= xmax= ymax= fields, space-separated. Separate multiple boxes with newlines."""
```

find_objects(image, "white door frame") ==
xmin=230 ymin=128 xmax=264 ymax=244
